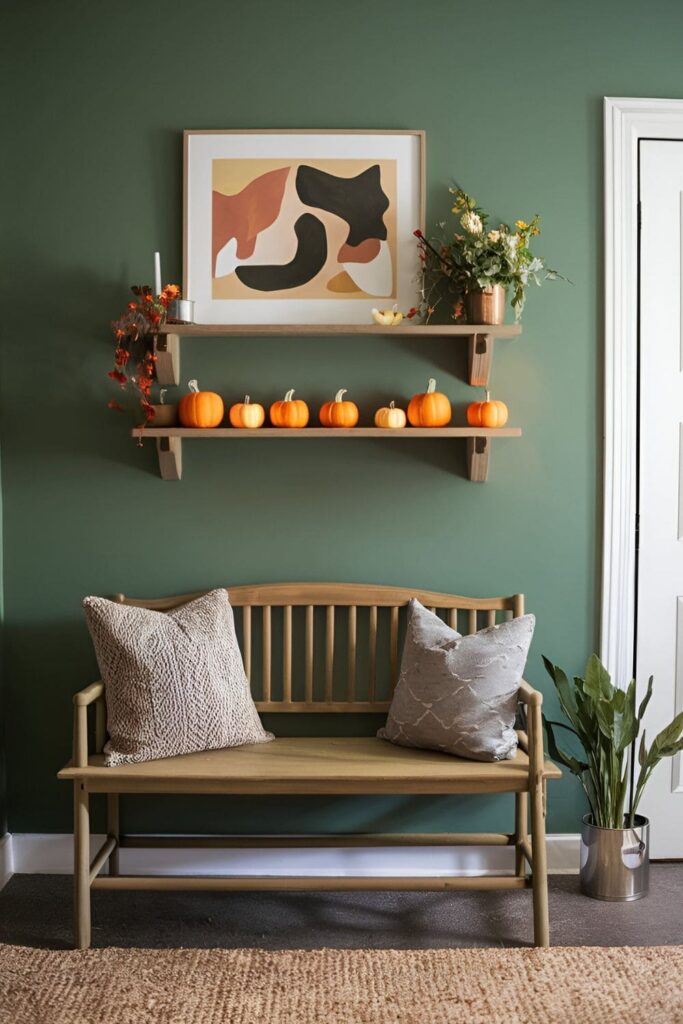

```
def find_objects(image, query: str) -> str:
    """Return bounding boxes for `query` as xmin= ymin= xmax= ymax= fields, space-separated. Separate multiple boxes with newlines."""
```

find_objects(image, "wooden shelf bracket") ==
xmin=155 ymin=332 xmax=180 ymax=386
xmin=467 ymin=332 xmax=494 ymax=388
xmin=467 ymin=436 xmax=490 ymax=482
xmin=156 ymin=436 xmax=182 ymax=480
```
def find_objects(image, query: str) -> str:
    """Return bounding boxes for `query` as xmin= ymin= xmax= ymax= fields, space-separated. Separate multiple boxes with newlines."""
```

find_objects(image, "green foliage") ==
xmin=413 ymin=187 xmax=565 ymax=323
xmin=542 ymin=655 xmax=683 ymax=828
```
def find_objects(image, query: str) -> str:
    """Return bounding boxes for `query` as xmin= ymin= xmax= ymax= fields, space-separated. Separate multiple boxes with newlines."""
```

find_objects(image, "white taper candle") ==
xmin=154 ymin=251 xmax=161 ymax=297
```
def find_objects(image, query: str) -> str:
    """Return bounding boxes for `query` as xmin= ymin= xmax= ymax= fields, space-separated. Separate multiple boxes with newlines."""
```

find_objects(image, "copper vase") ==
xmin=465 ymin=285 xmax=506 ymax=325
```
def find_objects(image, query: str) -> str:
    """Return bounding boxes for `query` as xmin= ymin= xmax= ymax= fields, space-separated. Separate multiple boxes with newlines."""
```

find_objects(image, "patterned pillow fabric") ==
xmin=83 ymin=589 xmax=272 ymax=766
xmin=378 ymin=599 xmax=535 ymax=762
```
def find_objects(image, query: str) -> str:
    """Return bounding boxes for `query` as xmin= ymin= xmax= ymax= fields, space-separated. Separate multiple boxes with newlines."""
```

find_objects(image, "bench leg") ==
xmin=515 ymin=791 xmax=528 ymax=877
xmin=530 ymin=777 xmax=549 ymax=948
xmin=74 ymin=781 xmax=91 ymax=950
xmin=107 ymin=794 xmax=120 ymax=876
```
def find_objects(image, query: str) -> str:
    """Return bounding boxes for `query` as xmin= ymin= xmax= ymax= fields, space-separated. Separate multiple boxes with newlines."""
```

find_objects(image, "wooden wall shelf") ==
xmin=131 ymin=426 xmax=522 ymax=483
xmin=154 ymin=323 xmax=521 ymax=390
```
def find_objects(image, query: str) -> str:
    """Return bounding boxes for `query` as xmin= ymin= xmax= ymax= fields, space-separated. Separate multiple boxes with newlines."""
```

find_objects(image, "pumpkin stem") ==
xmin=389 ymin=400 xmax=395 ymax=409
xmin=335 ymin=388 xmax=347 ymax=403
xmin=485 ymin=390 xmax=491 ymax=402
xmin=427 ymin=378 xmax=436 ymax=394
xmin=284 ymin=389 xmax=295 ymax=402
xmin=244 ymin=395 xmax=250 ymax=405
xmin=188 ymin=379 xmax=199 ymax=393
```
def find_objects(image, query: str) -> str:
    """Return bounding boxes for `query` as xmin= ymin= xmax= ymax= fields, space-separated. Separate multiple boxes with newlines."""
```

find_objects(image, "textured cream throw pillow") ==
xmin=378 ymin=599 xmax=534 ymax=762
xmin=83 ymin=589 xmax=272 ymax=766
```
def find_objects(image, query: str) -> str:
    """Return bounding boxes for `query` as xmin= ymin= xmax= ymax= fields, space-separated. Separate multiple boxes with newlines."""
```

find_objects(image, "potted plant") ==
xmin=107 ymin=282 xmax=181 ymax=424
xmin=542 ymin=654 xmax=683 ymax=900
xmin=411 ymin=187 xmax=563 ymax=324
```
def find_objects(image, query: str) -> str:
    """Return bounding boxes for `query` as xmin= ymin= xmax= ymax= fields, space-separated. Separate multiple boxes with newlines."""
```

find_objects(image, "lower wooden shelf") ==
xmin=131 ymin=426 xmax=522 ymax=483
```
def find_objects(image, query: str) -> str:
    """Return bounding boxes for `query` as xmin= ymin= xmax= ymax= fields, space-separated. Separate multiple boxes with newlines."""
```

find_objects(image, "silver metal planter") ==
xmin=580 ymin=813 xmax=649 ymax=901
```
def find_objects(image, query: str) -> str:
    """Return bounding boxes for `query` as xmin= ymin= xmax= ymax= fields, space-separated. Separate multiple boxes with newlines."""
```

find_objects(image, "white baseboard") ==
xmin=1 ymin=833 xmax=580 ymax=885
xmin=0 ymin=834 xmax=13 ymax=890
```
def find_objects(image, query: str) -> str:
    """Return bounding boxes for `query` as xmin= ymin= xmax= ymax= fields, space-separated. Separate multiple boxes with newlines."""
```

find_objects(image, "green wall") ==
xmin=3 ymin=0 xmax=681 ymax=836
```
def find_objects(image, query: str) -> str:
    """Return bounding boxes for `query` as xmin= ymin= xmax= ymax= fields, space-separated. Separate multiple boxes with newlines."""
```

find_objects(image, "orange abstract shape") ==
xmin=326 ymin=271 xmax=363 ymax=293
xmin=212 ymin=167 xmax=290 ymax=275
xmin=337 ymin=238 xmax=380 ymax=264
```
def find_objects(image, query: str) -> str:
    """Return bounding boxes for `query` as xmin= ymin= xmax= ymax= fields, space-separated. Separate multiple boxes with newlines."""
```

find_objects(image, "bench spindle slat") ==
xmin=347 ymin=606 xmax=357 ymax=700
xmin=390 ymin=606 xmax=399 ymax=688
xmin=262 ymin=606 xmax=271 ymax=702
xmin=368 ymin=605 xmax=377 ymax=701
xmin=283 ymin=605 xmax=292 ymax=703
xmin=242 ymin=606 xmax=252 ymax=681
xmin=448 ymin=608 xmax=458 ymax=630
xmin=325 ymin=606 xmax=335 ymax=702
xmin=468 ymin=609 xmax=477 ymax=635
xmin=487 ymin=609 xmax=496 ymax=628
xmin=305 ymin=605 xmax=314 ymax=704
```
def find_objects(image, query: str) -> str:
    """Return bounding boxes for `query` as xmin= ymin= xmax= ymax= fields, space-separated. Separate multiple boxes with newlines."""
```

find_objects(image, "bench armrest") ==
xmin=517 ymin=679 xmax=545 ymax=782
xmin=73 ymin=681 xmax=104 ymax=706
xmin=517 ymin=679 xmax=542 ymax=707
xmin=72 ymin=681 xmax=106 ymax=767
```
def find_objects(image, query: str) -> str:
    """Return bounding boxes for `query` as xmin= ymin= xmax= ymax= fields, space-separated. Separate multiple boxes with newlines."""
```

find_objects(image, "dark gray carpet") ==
xmin=1 ymin=867 xmax=681 ymax=950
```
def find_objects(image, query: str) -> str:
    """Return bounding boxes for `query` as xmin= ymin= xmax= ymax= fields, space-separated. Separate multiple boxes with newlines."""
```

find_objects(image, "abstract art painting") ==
xmin=184 ymin=131 xmax=424 ymax=324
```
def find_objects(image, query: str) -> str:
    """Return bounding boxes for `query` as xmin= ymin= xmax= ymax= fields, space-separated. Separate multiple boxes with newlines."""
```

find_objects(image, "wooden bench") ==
xmin=58 ymin=583 xmax=561 ymax=950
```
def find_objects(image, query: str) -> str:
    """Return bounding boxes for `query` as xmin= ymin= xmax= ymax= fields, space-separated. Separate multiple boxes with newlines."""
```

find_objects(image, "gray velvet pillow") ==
xmin=83 ymin=589 xmax=272 ymax=766
xmin=378 ymin=599 xmax=534 ymax=761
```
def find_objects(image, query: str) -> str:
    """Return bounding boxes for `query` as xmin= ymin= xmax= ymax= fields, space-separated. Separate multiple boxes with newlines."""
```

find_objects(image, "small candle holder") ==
xmin=167 ymin=298 xmax=195 ymax=324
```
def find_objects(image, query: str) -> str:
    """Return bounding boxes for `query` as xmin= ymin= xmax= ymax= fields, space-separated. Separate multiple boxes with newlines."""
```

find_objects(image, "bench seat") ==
xmin=58 ymin=735 xmax=561 ymax=795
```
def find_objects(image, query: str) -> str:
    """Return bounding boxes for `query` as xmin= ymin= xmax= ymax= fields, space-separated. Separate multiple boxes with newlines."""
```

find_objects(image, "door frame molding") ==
xmin=602 ymin=97 xmax=683 ymax=683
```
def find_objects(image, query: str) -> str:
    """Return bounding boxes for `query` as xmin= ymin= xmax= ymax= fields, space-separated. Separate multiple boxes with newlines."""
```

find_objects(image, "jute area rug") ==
xmin=1 ymin=944 xmax=682 ymax=1024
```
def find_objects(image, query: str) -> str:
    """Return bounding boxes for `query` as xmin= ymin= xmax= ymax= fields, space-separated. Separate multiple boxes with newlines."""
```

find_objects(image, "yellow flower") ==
xmin=532 ymin=226 xmax=540 ymax=236
xmin=515 ymin=219 xmax=529 ymax=231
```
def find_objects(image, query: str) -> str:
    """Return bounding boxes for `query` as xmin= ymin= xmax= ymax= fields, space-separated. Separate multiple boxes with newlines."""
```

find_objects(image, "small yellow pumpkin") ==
xmin=229 ymin=395 xmax=265 ymax=429
xmin=178 ymin=379 xmax=224 ymax=428
xmin=372 ymin=305 xmax=403 ymax=326
xmin=374 ymin=401 xmax=407 ymax=429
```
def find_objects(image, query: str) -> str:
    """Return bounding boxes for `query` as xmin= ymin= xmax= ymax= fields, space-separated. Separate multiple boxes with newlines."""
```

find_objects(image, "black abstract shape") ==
xmin=296 ymin=164 xmax=389 ymax=247
xmin=235 ymin=213 xmax=327 ymax=292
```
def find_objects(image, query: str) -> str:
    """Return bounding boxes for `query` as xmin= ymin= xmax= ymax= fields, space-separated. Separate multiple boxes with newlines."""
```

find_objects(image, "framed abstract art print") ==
xmin=183 ymin=129 xmax=425 ymax=324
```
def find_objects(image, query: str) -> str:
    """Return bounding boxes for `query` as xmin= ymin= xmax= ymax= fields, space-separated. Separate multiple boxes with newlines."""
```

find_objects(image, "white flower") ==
xmin=487 ymin=229 xmax=501 ymax=242
xmin=461 ymin=211 xmax=483 ymax=234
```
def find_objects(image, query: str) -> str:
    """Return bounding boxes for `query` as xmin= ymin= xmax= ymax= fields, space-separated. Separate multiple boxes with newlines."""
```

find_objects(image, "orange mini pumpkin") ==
xmin=319 ymin=388 xmax=359 ymax=428
xmin=229 ymin=395 xmax=265 ymax=429
xmin=407 ymin=378 xmax=452 ymax=427
xmin=269 ymin=388 xmax=309 ymax=428
xmin=178 ymin=379 xmax=224 ymax=428
xmin=466 ymin=390 xmax=509 ymax=428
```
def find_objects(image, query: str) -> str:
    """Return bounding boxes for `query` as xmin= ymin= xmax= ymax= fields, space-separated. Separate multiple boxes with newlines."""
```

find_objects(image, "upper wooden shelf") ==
xmin=158 ymin=323 xmax=521 ymax=338
xmin=154 ymin=322 xmax=522 ymax=390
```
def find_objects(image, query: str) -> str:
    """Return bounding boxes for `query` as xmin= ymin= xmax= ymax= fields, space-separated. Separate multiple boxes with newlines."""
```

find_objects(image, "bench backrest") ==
xmin=114 ymin=583 xmax=524 ymax=713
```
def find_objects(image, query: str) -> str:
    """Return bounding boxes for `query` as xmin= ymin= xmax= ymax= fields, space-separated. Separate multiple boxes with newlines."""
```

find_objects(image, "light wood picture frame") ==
xmin=183 ymin=129 xmax=425 ymax=325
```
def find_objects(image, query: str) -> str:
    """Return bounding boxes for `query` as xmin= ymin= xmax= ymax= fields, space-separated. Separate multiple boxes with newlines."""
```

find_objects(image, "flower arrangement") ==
xmin=108 ymin=283 xmax=181 ymax=421
xmin=410 ymin=187 xmax=562 ymax=323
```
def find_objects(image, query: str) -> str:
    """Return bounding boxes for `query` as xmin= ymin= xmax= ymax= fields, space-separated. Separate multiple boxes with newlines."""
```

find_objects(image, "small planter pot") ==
xmin=150 ymin=403 xmax=178 ymax=427
xmin=580 ymin=813 xmax=649 ymax=901
xmin=465 ymin=285 xmax=506 ymax=325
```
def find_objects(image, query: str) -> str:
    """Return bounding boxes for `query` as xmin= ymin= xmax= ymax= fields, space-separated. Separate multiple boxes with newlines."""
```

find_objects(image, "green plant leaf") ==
xmin=639 ymin=731 xmax=647 ymax=766
xmin=637 ymin=676 xmax=654 ymax=723
xmin=543 ymin=718 xmax=588 ymax=776
xmin=584 ymin=654 xmax=614 ymax=702
xmin=651 ymin=710 xmax=683 ymax=756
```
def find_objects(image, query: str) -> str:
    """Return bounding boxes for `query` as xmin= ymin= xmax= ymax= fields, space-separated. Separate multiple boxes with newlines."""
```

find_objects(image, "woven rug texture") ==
xmin=1 ymin=944 xmax=682 ymax=1024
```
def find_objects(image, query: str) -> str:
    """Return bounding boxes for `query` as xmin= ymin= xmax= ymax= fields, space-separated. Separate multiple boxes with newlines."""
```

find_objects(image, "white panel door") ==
xmin=637 ymin=139 xmax=683 ymax=857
